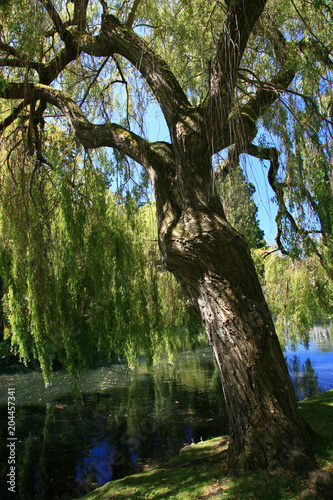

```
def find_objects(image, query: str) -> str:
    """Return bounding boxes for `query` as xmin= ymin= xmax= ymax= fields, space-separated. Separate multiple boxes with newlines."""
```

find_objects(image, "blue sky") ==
xmin=244 ymin=157 xmax=278 ymax=245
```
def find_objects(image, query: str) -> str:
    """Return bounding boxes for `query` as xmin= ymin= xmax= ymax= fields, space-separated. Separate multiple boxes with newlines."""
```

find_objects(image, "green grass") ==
xmin=81 ymin=390 xmax=333 ymax=500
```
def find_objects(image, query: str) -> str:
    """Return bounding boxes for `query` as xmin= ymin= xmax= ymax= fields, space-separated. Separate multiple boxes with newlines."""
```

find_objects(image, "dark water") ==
xmin=0 ymin=325 xmax=332 ymax=500
xmin=0 ymin=350 xmax=226 ymax=499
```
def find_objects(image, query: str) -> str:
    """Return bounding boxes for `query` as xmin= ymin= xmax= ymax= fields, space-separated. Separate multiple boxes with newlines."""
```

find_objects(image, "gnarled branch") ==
xmin=0 ymin=81 xmax=173 ymax=174
xmin=246 ymin=143 xmax=332 ymax=278
xmin=201 ymin=0 xmax=267 ymax=143
xmin=86 ymin=14 xmax=191 ymax=128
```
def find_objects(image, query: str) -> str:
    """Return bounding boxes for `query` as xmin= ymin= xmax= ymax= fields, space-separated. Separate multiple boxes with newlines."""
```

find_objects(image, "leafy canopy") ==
xmin=0 ymin=0 xmax=332 ymax=261
xmin=0 ymin=0 xmax=333 ymax=376
xmin=0 ymin=131 xmax=199 ymax=383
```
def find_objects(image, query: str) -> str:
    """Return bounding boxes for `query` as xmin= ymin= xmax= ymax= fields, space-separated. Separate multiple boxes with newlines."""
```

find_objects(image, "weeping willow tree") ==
xmin=0 ymin=128 xmax=196 ymax=381
xmin=1 ymin=0 xmax=333 ymax=472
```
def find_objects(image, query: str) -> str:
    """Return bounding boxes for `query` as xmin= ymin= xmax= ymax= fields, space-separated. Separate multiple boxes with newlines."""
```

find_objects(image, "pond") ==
xmin=0 ymin=325 xmax=332 ymax=500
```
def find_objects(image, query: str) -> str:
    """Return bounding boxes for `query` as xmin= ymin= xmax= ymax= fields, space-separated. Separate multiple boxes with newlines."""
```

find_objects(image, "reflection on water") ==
xmin=284 ymin=324 xmax=333 ymax=398
xmin=308 ymin=324 xmax=333 ymax=352
xmin=286 ymin=356 xmax=321 ymax=401
xmin=0 ymin=349 xmax=227 ymax=499
xmin=0 ymin=326 xmax=332 ymax=499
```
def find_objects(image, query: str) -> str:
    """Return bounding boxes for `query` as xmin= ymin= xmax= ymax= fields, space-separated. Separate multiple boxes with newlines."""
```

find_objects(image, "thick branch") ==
xmin=208 ymin=50 xmax=296 ymax=155
xmin=202 ymin=0 xmax=267 ymax=138
xmin=0 ymin=45 xmax=79 ymax=87
xmin=0 ymin=3 xmax=88 ymax=134
xmin=231 ymin=30 xmax=333 ymax=154
xmin=40 ymin=46 xmax=80 ymax=84
xmin=73 ymin=0 xmax=89 ymax=31
xmin=0 ymin=101 xmax=28 ymax=132
xmin=84 ymin=14 xmax=191 ymax=127
xmin=0 ymin=42 xmax=20 ymax=58
xmin=0 ymin=58 xmax=43 ymax=72
xmin=0 ymin=3 xmax=85 ymax=89
xmin=239 ymin=69 xmax=295 ymax=123
xmin=0 ymin=42 xmax=46 ymax=76
xmin=40 ymin=0 xmax=86 ymax=52
xmin=40 ymin=0 xmax=66 ymax=39
xmin=246 ymin=143 xmax=332 ymax=276
xmin=0 ymin=13 xmax=81 ymax=84
xmin=0 ymin=82 xmax=173 ymax=171
xmin=126 ymin=0 xmax=142 ymax=28
xmin=245 ymin=144 xmax=302 ymax=252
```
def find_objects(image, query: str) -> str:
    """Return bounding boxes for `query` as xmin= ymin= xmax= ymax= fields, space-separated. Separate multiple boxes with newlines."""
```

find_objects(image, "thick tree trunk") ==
xmin=152 ymin=132 xmax=315 ymax=470
xmin=160 ymin=205 xmax=314 ymax=470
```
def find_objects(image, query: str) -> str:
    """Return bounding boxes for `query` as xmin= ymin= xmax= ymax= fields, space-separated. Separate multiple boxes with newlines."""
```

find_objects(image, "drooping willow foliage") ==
xmin=253 ymin=247 xmax=333 ymax=348
xmin=250 ymin=0 xmax=333 ymax=276
xmin=0 ymin=126 xmax=199 ymax=383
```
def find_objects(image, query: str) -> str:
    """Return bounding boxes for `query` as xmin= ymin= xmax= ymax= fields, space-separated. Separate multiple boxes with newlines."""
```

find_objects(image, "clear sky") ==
xmin=244 ymin=157 xmax=278 ymax=245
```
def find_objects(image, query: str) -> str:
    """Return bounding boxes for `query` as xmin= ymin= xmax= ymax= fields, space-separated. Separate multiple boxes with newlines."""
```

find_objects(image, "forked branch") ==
xmin=202 ymin=0 xmax=267 ymax=135
xmin=94 ymin=14 xmax=191 ymax=127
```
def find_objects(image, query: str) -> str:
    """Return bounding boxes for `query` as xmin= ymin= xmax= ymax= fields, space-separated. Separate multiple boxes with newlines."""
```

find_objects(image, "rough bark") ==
xmin=150 ymin=133 xmax=315 ymax=470
xmin=165 ymin=212 xmax=313 ymax=470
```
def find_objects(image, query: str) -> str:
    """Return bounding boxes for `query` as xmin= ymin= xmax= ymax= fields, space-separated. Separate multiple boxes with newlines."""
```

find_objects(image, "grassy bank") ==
xmin=82 ymin=391 xmax=333 ymax=499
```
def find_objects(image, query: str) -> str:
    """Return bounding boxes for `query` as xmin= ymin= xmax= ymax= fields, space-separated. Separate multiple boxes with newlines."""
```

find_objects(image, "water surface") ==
xmin=0 ymin=325 xmax=332 ymax=499
xmin=0 ymin=349 xmax=226 ymax=499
